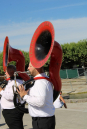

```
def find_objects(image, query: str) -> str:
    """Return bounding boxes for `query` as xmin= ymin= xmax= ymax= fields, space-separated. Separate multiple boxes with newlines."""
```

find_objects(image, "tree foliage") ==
xmin=0 ymin=52 xmax=4 ymax=74
xmin=21 ymin=50 xmax=29 ymax=70
xmin=61 ymin=39 xmax=87 ymax=69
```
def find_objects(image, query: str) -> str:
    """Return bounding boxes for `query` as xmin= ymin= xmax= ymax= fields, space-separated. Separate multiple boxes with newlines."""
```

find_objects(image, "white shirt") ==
xmin=23 ymin=73 xmax=55 ymax=117
xmin=0 ymin=79 xmax=23 ymax=109
xmin=53 ymin=94 xmax=63 ymax=108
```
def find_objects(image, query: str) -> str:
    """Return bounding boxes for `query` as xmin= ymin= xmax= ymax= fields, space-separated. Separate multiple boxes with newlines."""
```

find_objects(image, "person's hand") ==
xmin=0 ymin=87 xmax=3 ymax=92
xmin=17 ymin=85 xmax=29 ymax=98
xmin=64 ymin=103 xmax=67 ymax=108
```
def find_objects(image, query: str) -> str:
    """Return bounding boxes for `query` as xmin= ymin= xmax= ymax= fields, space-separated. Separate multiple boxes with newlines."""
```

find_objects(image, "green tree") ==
xmin=21 ymin=50 xmax=29 ymax=70
xmin=0 ymin=52 xmax=4 ymax=74
xmin=61 ymin=39 xmax=87 ymax=69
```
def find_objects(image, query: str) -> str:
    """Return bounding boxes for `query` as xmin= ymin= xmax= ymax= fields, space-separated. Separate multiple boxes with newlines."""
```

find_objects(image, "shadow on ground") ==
xmin=0 ymin=123 xmax=6 ymax=126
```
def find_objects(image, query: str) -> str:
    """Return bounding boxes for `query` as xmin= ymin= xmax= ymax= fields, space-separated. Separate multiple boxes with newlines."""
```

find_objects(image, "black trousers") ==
xmin=32 ymin=115 xmax=55 ymax=129
xmin=2 ymin=108 xmax=24 ymax=129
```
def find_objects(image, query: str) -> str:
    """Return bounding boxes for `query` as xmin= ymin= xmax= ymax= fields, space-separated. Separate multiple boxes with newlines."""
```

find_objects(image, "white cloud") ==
xmin=0 ymin=22 xmax=40 ymax=39
xmin=0 ymin=17 xmax=87 ymax=52
xmin=51 ymin=17 xmax=87 ymax=44
xmin=0 ymin=21 xmax=41 ymax=51
xmin=31 ymin=2 xmax=87 ymax=12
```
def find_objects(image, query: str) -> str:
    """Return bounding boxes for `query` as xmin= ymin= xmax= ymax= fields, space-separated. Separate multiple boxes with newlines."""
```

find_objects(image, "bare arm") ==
xmin=60 ymin=96 xmax=67 ymax=108
xmin=0 ymin=87 xmax=3 ymax=92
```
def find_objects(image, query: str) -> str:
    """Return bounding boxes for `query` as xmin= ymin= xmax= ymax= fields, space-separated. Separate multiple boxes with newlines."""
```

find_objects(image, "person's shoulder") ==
xmin=7 ymin=80 xmax=15 ymax=86
xmin=35 ymin=73 xmax=52 ymax=86
xmin=9 ymin=79 xmax=23 ymax=84
xmin=8 ymin=79 xmax=14 ymax=83
xmin=16 ymin=79 xmax=23 ymax=84
xmin=36 ymin=78 xmax=50 ymax=84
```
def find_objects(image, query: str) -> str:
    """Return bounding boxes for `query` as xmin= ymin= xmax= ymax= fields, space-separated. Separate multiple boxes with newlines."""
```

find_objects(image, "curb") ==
xmin=65 ymin=98 xmax=87 ymax=103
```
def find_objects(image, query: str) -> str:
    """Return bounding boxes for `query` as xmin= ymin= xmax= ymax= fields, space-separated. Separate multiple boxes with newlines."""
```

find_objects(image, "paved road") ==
xmin=0 ymin=102 xmax=87 ymax=129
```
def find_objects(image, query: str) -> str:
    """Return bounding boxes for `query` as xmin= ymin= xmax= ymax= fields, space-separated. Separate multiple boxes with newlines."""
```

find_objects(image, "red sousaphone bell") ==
xmin=3 ymin=36 xmax=30 ymax=81
xmin=29 ymin=21 xmax=62 ymax=101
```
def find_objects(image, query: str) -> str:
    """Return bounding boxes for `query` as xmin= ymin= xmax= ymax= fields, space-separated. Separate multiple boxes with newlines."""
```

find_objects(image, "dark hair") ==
xmin=7 ymin=65 xmax=16 ymax=74
xmin=60 ymin=91 xmax=62 ymax=94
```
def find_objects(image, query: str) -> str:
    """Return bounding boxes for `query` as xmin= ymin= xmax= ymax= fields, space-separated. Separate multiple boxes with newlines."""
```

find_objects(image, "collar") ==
xmin=35 ymin=73 xmax=48 ymax=78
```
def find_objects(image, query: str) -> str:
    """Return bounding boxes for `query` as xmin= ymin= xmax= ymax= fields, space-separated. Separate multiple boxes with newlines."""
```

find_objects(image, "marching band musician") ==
xmin=53 ymin=91 xmax=67 ymax=108
xmin=0 ymin=65 xmax=24 ymax=129
xmin=18 ymin=62 xmax=56 ymax=129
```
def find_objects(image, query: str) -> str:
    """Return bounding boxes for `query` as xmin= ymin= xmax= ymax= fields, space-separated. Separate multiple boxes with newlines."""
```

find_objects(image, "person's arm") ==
xmin=0 ymin=87 xmax=4 ymax=95
xmin=23 ymin=94 xmax=46 ymax=107
xmin=0 ymin=87 xmax=2 ymax=92
xmin=60 ymin=96 xmax=67 ymax=108
xmin=0 ymin=86 xmax=14 ymax=100
xmin=2 ymin=81 xmax=22 ymax=101
xmin=18 ymin=80 xmax=48 ymax=107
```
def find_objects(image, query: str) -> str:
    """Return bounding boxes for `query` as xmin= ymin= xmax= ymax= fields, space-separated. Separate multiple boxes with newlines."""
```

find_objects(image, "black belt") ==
xmin=32 ymin=115 xmax=54 ymax=121
xmin=2 ymin=108 xmax=17 ymax=111
xmin=2 ymin=109 xmax=7 ymax=111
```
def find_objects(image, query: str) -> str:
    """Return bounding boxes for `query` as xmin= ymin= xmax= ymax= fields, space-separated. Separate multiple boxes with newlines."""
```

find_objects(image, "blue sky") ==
xmin=0 ymin=0 xmax=87 ymax=52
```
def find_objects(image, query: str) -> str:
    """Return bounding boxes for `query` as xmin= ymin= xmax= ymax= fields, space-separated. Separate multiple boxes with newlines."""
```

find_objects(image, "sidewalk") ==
xmin=0 ymin=102 xmax=87 ymax=129
xmin=61 ymin=76 xmax=87 ymax=94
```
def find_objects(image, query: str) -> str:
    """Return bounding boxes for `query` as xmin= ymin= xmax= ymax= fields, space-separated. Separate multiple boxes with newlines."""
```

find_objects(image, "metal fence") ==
xmin=45 ymin=67 xmax=87 ymax=94
xmin=61 ymin=70 xmax=87 ymax=94
xmin=60 ymin=67 xmax=87 ymax=79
